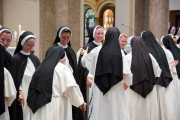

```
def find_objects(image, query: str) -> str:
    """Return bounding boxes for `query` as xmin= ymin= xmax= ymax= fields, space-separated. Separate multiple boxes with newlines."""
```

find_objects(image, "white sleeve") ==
xmin=121 ymin=51 xmax=132 ymax=86
xmin=168 ymin=53 xmax=176 ymax=73
xmin=63 ymin=86 xmax=84 ymax=108
xmin=4 ymin=68 xmax=17 ymax=107
xmin=81 ymin=52 xmax=94 ymax=71
xmin=76 ymin=48 xmax=82 ymax=63
xmin=19 ymin=84 xmax=22 ymax=91
xmin=81 ymin=53 xmax=88 ymax=68
xmin=165 ymin=49 xmax=177 ymax=73
xmin=87 ymin=73 xmax=94 ymax=81
xmin=149 ymin=54 xmax=162 ymax=78
xmin=54 ymin=63 xmax=84 ymax=107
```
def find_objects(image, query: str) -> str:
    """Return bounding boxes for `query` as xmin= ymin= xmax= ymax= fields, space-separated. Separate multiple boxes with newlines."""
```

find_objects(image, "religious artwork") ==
xmin=103 ymin=9 xmax=114 ymax=36
xmin=84 ymin=8 xmax=95 ymax=44
xmin=103 ymin=9 xmax=114 ymax=39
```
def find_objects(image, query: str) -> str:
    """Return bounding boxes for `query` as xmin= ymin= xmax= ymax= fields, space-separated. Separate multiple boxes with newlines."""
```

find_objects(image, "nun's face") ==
xmin=119 ymin=37 xmax=127 ymax=49
xmin=22 ymin=38 xmax=35 ymax=53
xmin=171 ymin=28 xmax=176 ymax=35
xmin=0 ymin=32 xmax=12 ymax=49
xmin=60 ymin=32 xmax=71 ymax=46
xmin=94 ymin=28 xmax=104 ymax=43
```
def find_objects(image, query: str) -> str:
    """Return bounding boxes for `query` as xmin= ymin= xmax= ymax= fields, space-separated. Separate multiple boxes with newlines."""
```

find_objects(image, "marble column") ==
xmin=149 ymin=0 xmax=169 ymax=40
xmin=0 ymin=0 xmax=3 ymax=26
xmin=39 ymin=0 xmax=81 ymax=61
xmin=134 ymin=0 xmax=149 ymax=36
xmin=55 ymin=0 xmax=81 ymax=53
xmin=67 ymin=0 xmax=81 ymax=53
xmin=39 ymin=0 xmax=56 ymax=61
xmin=54 ymin=0 xmax=68 ymax=30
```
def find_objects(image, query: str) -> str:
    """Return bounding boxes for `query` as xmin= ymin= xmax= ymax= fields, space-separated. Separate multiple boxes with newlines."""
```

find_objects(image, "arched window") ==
xmin=103 ymin=9 xmax=114 ymax=35
xmin=84 ymin=8 xmax=95 ymax=44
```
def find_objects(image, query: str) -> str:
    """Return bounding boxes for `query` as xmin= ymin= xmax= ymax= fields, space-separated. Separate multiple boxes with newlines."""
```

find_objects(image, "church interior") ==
xmin=0 ymin=0 xmax=180 ymax=61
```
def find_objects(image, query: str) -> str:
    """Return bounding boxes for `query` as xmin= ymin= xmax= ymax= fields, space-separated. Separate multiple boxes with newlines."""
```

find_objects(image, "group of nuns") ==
xmin=0 ymin=27 xmax=85 ymax=120
xmin=0 ymin=24 xmax=180 ymax=120
xmin=168 ymin=26 xmax=180 ymax=47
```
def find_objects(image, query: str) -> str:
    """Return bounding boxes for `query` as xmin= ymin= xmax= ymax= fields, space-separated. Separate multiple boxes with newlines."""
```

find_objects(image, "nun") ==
xmin=141 ymin=31 xmax=175 ymax=119
xmin=78 ymin=25 xmax=103 ymax=117
xmin=13 ymin=31 xmax=40 ymax=120
xmin=0 ymin=28 xmax=14 ymax=81
xmin=0 ymin=43 xmax=16 ymax=120
xmin=124 ymin=36 xmax=161 ymax=120
xmin=45 ymin=26 xmax=80 ymax=120
xmin=0 ymin=28 xmax=21 ymax=120
xmin=168 ymin=26 xmax=176 ymax=37
xmin=27 ymin=46 xmax=86 ymax=120
xmin=176 ymin=28 xmax=180 ymax=46
xmin=119 ymin=33 xmax=128 ymax=55
xmin=81 ymin=27 xmax=131 ymax=120
xmin=162 ymin=35 xmax=180 ymax=119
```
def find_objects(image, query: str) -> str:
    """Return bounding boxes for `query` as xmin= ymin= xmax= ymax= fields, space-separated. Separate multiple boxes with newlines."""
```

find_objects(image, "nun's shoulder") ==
xmin=4 ymin=50 xmax=12 ymax=58
xmin=13 ymin=52 xmax=23 ymax=59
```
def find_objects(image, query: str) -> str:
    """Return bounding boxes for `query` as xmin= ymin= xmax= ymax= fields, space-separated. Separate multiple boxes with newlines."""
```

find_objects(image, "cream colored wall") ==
xmin=3 ymin=0 xmax=40 ymax=58
xmin=115 ymin=0 xmax=135 ymax=36
xmin=169 ymin=0 xmax=180 ymax=10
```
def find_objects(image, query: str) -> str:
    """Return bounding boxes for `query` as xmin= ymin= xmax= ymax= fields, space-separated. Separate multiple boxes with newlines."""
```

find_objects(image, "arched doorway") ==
xmin=99 ymin=4 xmax=115 ymax=36
xmin=103 ymin=9 xmax=114 ymax=34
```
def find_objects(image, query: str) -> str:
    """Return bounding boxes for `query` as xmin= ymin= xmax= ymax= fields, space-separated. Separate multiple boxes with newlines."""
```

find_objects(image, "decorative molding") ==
xmin=84 ymin=0 xmax=115 ymax=11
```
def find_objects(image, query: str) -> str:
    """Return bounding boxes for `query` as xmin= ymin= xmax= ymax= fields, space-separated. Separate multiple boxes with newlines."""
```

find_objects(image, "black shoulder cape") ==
xmin=27 ymin=46 xmax=65 ymax=113
xmin=130 ymin=36 xmax=156 ymax=98
xmin=142 ymin=31 xmax=172 ymax=87
xmin=0 ymin=44 xmax=5 ymax=115
xmin=13 ymin=52 xmax=40 ymax=95
xmin=95 ymin=27 xmax=123 ymax=95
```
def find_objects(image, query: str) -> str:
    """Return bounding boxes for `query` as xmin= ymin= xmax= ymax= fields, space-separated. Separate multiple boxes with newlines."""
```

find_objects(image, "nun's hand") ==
xmin=123 ymin=82 xmax=128 ymax=90
xmin=87 ymin=77 xmax=93 ymax=88
xmin=80 ymin=47 xmax=89 ymax=55
xmin=18 ymin=91 xmax=25 ymax=107
xmin=171 ymin=60 xmax=179 ymax=67
xmin=80 ymin=103 xmax=86 ymax=111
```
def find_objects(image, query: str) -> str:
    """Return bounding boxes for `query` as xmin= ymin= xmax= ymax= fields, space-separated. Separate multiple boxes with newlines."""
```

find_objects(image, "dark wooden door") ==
xmin=170 ymin=10 xmax=180 ymax=28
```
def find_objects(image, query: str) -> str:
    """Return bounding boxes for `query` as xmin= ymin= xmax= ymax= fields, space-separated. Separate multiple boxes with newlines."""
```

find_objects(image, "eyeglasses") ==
xmin=26 ymin=44 xmax=36 ymax=48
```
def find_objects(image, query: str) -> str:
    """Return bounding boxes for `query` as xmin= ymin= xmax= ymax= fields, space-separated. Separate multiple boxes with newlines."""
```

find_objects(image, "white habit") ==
xmin=161 ymin=46 xmax=180 ymax=120
xmin=0 ymin=68 xmax=16 ymax=120
xmin=19 ymin=51 xmax=36 ymax=120
xmin=125 ymin=52 xmax=161 ymax=120
xmin=81 ymin=46 xmax=131 ymax=120
xmin=32 ymin=62 xmax=84 ymax=120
